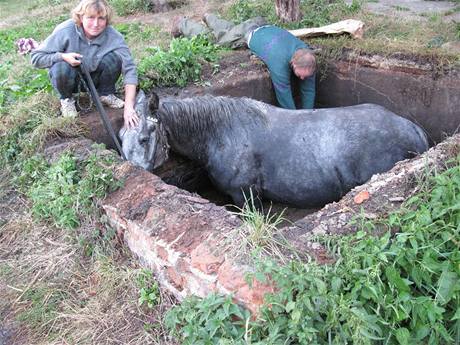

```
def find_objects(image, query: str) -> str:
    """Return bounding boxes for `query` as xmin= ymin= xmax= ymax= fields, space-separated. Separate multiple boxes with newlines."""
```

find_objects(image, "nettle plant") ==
xmin=166 ymin=156 xmax=460 ymax=345
xmin=137 ymin=269 xmax=161 ymax=309
xmin=20 ymin=149 xmax=121 ymax=229
xmin=109 ymin=0 xmax=151 ymax=16
xmin=137 ymin=35 xmax=223 ymax=89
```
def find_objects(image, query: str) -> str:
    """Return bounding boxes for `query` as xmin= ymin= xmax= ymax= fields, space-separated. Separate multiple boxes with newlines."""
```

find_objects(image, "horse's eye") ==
xmin=139 ymin=134 xmax=149 ymax=145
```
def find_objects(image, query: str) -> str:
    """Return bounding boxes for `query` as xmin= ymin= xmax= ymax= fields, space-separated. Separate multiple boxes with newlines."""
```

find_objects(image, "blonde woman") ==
xmin=31 ymin=0 xmax=139 ymax=128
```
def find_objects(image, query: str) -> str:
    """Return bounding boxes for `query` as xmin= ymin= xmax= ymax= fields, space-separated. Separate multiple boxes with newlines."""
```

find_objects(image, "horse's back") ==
xmin=244 ymin=103 xmax=428 ymax=206
xmin=157 ymin=96 xmax=428 ymax=208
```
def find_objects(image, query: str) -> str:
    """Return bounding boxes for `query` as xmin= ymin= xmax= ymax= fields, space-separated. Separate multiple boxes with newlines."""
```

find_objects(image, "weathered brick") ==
xmin=157 ymin=245 xmax=169 ymax=262
xmin=191 ymin=242 xmax=225 ymax=274
xmin=166 ymin=267 xmax=185 ymax=291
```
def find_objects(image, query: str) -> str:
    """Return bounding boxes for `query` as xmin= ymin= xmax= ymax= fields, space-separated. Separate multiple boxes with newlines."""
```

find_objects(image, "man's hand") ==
xmin=62 ymin=52 xmax=82 ymax=66
xmin=124 ymin=105 xmax=139 ymax=129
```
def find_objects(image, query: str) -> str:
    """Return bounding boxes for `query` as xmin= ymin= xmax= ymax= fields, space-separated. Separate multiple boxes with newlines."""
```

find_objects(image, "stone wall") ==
xmin=101 ymin=163 xmax=275 ymax=313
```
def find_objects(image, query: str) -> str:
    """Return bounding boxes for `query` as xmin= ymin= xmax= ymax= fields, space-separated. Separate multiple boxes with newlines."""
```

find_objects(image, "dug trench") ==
xmin=69 ymin=49 xmax=459 ymax=312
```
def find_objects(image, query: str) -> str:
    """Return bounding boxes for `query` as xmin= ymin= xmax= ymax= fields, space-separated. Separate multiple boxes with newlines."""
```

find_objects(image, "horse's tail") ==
xmin=411 ymin=121 xmax=430 ymax=154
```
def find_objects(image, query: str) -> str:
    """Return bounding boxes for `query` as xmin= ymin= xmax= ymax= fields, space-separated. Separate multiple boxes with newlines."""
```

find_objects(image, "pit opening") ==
xmin=81 ymin=51 xmax=460 ymax=223
xmin=88 ymin=51 xmax=460 ymax=310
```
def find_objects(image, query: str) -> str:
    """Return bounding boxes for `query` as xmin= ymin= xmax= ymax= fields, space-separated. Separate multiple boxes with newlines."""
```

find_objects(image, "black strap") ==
xmin=75 ymin=75 xmax=93 ymax=113
xmin=78 ymin=59 xmax=126 ymax=160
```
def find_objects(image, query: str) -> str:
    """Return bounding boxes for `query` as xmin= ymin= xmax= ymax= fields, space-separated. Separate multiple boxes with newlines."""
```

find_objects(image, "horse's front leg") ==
xmin=207 ymin=145 xmax=264 ymax=209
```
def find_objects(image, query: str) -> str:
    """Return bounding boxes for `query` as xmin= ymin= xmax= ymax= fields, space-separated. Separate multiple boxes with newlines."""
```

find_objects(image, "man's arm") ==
xmin=299 ymin=73 xmax=316 ymax=109
xmin=270 ymin=69 xmax=296 ymax=109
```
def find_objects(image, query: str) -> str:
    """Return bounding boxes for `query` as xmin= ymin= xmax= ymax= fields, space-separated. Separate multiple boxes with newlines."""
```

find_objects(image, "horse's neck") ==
xmin=168 ymin=130 xmax=210 ymax=164
xmin=160 ymin=112 xmax=224 ymax=164
xmin=159 ymin=97 xmax=265 ymax=163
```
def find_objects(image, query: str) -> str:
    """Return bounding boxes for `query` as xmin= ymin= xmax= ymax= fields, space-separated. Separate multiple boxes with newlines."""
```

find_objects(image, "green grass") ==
xmin=227 ymin=189 xmax=292 ymax=263
xmin=108 ymin=0 xmax=150 ymax=16
xmin=0 ymin=16 xmax=66 ymax=112
xmin=17 ymin=286 xmax=67 ymax=330
xmin=0 ymin=0 xmax=49 ymax=18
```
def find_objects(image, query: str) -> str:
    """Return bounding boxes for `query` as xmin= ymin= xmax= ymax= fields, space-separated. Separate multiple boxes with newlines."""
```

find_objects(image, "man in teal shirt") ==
xmin=171 ymin=15 xmax=316 ymax=109
xmin=248 ymin=25 xmax=316 ymax=109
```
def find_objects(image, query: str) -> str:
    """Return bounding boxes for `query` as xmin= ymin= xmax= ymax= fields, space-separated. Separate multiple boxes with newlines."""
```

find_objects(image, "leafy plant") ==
xmin=26 ymin=149 xmax=121 ymax=229
xmin=137 ymin=269 xmax=160 ymax=308
xmin=227 ymin=0 xmax=275 ymax=24
xmin=137 ymin=35 xmax=223 ymax=88
xmin=0 ymin=58 xmax=53 ymax=113
xmin=114 ymin=22 xmax=160 ymax=42
xmin=165 ymin=293 xmax=251 ymax=344
xmin=226 ymin=0 xmax=361 ymax=29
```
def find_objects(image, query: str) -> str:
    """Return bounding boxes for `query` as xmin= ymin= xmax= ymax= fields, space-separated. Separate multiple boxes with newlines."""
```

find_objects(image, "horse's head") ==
xmin=119 ymin=90 xmax=169 ymax=171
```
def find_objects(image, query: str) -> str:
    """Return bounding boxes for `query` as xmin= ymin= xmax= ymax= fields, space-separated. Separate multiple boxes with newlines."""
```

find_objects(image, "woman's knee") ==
xmin=49 ymin=62 xmax=78 ymax=96
xmin=98 ymin=52 xmax=122 ymax=75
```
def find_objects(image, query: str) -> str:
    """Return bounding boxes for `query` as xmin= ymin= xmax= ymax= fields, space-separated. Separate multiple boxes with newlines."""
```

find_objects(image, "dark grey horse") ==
xmin=119 ymin=91 xmax=428 ymax=208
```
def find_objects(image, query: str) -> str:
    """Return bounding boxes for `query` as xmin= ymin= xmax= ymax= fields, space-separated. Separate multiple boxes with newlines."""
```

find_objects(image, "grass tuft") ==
xmin=225 ymin=189 xmax=296 ymax=264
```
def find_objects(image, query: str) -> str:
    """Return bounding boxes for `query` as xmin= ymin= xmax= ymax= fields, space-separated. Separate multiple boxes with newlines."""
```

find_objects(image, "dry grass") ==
xmin=1 ymin=92 xmax=89 ymax=158
xmin=312 ymin=10 xmax=459 ymax=66
xmin=0 ymin=196 xmax=178 ymax=344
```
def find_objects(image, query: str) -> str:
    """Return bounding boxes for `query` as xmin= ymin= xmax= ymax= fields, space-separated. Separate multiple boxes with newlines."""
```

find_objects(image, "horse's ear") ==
xmin=149 ymin=93 xmax=160 ymax=113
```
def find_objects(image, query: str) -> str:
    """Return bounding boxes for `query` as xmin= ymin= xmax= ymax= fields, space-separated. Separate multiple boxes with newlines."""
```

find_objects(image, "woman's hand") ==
xmin=62 ymin=52 xmax=82 ymax=66
xmin=123 ymin=84 xmax=139 ymax=128
xmin=124 ymin=105 xmax=139 ymax=129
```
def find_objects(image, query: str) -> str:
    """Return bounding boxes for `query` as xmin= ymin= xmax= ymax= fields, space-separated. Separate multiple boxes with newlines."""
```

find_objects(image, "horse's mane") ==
xmin=158 ymin=95 xmax=269 ymax=140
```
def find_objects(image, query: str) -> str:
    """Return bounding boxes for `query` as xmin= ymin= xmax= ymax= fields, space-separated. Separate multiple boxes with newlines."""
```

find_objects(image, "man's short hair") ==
xmin=290 ymin=48 xmax=316 ymax=72
xmin=72 ymin=0 xmax=113 ymax=26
